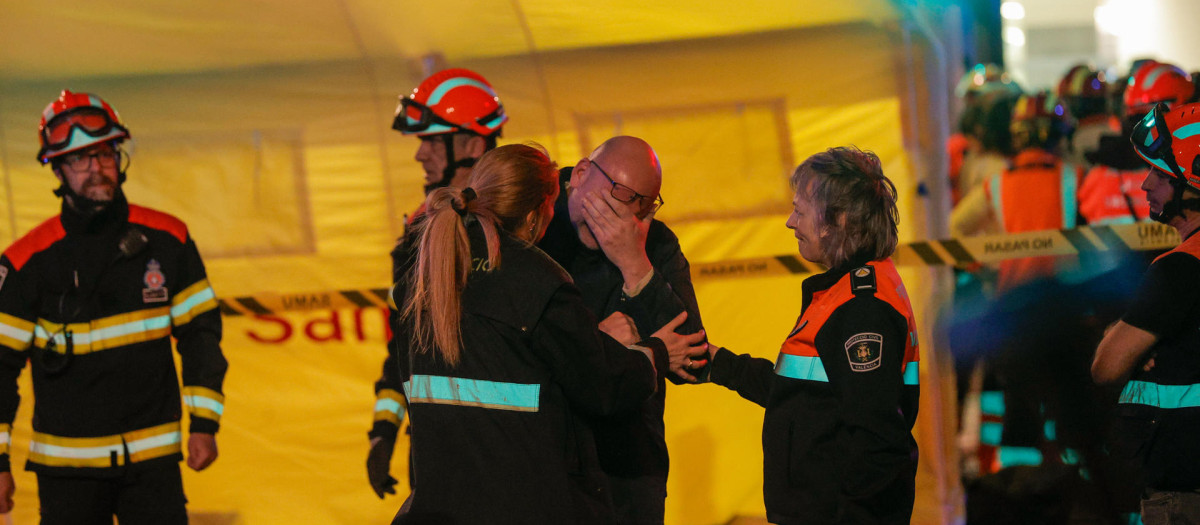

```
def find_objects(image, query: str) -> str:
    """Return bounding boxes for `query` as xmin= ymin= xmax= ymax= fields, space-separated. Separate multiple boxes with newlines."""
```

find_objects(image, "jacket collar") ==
xmin=60 ymin=188 xmax=129 ymax=236
xmin=801 ymin=254 xmax=874 ymax=310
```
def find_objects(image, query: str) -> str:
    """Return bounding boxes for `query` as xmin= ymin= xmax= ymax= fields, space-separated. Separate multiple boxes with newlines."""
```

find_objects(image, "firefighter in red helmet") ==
xmin=1094 ymin=102 xmax=1200 ymax=524
xmin=0 ymin=90 xmax=227 ymax=522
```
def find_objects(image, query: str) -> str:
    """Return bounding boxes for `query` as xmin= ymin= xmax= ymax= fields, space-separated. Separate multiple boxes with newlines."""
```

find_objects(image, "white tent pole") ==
xmin=898 ymin=5 xmax=961 ymax=525
xmin=509 ymin=0 xmax=561 ymax=159
xmin=0 ymin=98 xmax=16 ymax=245
xmin=335 ymin=0 xmax=401 ymax=239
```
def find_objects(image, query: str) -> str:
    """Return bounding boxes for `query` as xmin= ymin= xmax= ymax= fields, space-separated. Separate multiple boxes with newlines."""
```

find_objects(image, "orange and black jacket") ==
xmin=710 ymin=258 xmax=920 ymax=525
xmin=0 ymin=192 xmax=226 ymax=477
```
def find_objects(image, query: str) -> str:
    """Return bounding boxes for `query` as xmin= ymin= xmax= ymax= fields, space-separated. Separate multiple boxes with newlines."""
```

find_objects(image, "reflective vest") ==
xmin=1080 ymin=165 xmax=1150 ymax=225
xmin=985 ymin=149 xmax=1081 ymax=292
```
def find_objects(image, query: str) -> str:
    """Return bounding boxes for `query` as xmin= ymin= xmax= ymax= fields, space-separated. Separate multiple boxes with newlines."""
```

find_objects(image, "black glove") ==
xmin=367 ymin=435 xmax=398 ymax=498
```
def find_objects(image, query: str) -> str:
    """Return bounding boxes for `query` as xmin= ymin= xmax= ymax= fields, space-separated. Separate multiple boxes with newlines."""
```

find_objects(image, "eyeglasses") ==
xmin=1132 ymin=102 xmax=1187 ymax=180
xmin=60 ymin=148 xmax=119 ymax=172
xmin=587 ymin=158 xmax=664 ymax=215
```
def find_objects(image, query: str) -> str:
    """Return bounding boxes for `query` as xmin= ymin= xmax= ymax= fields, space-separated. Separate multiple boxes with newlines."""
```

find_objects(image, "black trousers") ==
xmin=37 ymin=463 xmax=188 ymax=525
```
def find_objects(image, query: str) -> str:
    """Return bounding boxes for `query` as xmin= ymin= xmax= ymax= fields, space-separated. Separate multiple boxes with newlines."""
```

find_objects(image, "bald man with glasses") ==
xmin=538 ymin=135 xmax=707 ymax=525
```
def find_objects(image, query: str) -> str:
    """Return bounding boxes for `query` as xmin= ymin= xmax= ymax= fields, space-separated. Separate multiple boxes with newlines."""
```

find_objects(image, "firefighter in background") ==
xmin=1082 ymin=61 xmax=1192 ymax=226
xmin=1093 ymin=102 xmax=1200 ymax=524
xmin=952 ymin=64 xmax=1022 ymax=205
xmin=949 ymin=92 xmax=1119 ymax=523
xmin=952 ymin=91 xmax=1081 ymax=291
xmin=367 ymin=68 xmax=508 ymax=498
xmin=0 ymin=91 xmax=227 ymax=522
xmin=1058 ymin=64 xmax=1120 ymax=170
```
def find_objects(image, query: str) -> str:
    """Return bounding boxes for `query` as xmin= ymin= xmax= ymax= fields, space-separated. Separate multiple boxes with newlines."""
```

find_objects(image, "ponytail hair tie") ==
xmin=453 ymin=187 xmax=477 ymax=217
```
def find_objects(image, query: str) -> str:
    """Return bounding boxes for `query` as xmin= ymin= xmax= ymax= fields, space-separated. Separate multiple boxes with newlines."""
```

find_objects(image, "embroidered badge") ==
xmin=854 ymin=268 xmax=870 ymax=277
xmin=142 ymin=259 xmax=168 ymax=303
xmin=845 ymin=332 xmax=883 ymax=372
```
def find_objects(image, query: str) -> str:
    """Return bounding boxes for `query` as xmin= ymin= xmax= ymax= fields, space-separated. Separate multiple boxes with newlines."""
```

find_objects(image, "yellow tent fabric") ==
xmin=0 ymin=2 xmax=963 ymax=523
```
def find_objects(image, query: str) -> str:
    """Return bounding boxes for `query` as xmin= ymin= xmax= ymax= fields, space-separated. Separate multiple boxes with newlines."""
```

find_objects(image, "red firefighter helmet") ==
xmin=36 ymin=90 xmax=130 ymax=164
xmin=1131 ymin=102 xmax=1200 ymax=192
xmin=392 ymin=68 xmax=507 ymax=138
xmin=1124 ymin=62 xmax=1193 ymax=117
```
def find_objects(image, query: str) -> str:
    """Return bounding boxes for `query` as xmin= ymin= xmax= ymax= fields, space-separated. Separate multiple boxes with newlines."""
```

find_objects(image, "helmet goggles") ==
xmin=391 ymin=96 xmax=503 ymax=136
xmin=1132 ymin=102 xmax=1187 ymax=180
xmin=40 ymin=106 xmax=126 ymax=153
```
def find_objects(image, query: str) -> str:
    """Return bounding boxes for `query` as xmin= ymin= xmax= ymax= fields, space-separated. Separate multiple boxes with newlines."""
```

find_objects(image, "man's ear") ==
xmin=570 ymin=159 xmax=589 ymax=188
xmin=463 ymin=135 xmax=488 ymax=159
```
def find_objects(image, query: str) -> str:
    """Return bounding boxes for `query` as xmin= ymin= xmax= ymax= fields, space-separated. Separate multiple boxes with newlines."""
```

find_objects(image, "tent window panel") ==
xmin=576 ymin=100 xmax=794 ymax=223
xmin=125 ymin=131 xmax=313 ymax=258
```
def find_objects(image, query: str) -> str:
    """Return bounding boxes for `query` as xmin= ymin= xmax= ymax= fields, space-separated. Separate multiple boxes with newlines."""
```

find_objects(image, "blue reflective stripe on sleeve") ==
xmin=1119 ymin=380 xmax=1200 ymax=409
xmin=184 ymin=395 xmax=225 ymax=416
xmin=1044 ymin=419 xmax=1057 ymax=441
xmin=903 ymin=361 xmax=919 ymax=385
xmin=981 ymin=421 xmax=1003 ymax=446
xmin=774 ymin=354 xmax=829 ymax=382
xmin=996 ymin=446 xmax=1043 ymax=468
xmin=374 ymin=398 xmax=404 ymax=416
xmin=171 ymin=286 xmax=215 ymax=319
xmin=981 ymin=390 xmax=1005 ymax=416
xmin=404 ymin=375 xmax=540 ymax=412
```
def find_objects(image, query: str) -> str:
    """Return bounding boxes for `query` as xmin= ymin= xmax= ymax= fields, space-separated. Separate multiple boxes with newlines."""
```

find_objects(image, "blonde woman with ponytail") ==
xmin=391 ymin=144 xmax=682 ymax=524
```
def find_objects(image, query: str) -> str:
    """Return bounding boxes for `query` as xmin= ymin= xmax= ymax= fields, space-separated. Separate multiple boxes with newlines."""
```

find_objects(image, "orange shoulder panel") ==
xmin=128 ymin=205 xmax=188 ymax=243
xmin=4 ymin=216 xmax=66 ymax=271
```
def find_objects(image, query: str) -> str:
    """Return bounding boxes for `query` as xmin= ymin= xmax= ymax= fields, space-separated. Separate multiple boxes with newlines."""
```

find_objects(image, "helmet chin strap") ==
xmin=1151 ymin=178 xmax=1200 ymax=224
xmin=423 ymin=134 xmax=481 ymax=195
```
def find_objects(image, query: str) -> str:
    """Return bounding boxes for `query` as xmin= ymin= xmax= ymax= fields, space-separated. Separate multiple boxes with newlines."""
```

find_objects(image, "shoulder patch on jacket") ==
xmin=4 ymin=215 xmax=66 ymax=271
xmin=845 ymin=332 xmax=883 ymax=372
xmin=849 ymin=265 xmax=877 ymax=296
xmin=128 ymin=205 xmax=188 ymax=243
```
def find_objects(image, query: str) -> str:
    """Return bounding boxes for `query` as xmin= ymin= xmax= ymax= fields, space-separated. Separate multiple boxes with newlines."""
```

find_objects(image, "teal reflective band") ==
xmin=1061 ymin=447 xmax=1081 ymax=466
xmin=404 ymin=375 xmax=540 ymax=412
xmin=1175 ymin=122 xmax=1200 ymax=140
xmin=1061 ymin=164 xmax=1078 ymax=229
xmin=903 ymin=361 xmax=919 ymax=385
xmin=774 ymin=354 xmax=829 ymax=382
xmin=374 ymin=398 xmax=405 ymax=417
xmin=1044 ymin=419 xmax=1057 ymax=441
xmin=171 ymin=286 xmax=215 ymax=319
xmin=183 ymin=395 xmax=225 ymax=416
xmin=1119 ymin=380 xmax=1200 ymax=409
xmin=990 ymin=173 xmax=1005 ymax=230
xmin=996 ymin=446 xmax=1043 ymax=468
xmin=427 ymin=78 xmax=495 ymax=106
xmin=981 ymin=421 xmax=1003 ymax=446
xmin=981 ymin=390 xmax=1005 ymax=417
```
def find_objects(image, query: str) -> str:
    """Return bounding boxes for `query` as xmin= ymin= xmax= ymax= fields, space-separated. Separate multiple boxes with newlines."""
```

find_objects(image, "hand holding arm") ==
xmin=652 ymin=312 xmax=707 ymax=382
xmin=599 ymin=311 xmax=641 ymax=347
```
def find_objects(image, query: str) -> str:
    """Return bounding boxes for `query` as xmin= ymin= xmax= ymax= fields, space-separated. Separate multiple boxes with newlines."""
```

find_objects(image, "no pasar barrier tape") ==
xmin=691 ymin=221 xmax=1180 ymax=279
xmin=217 ymin=222 xmax=1180 ymax=316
